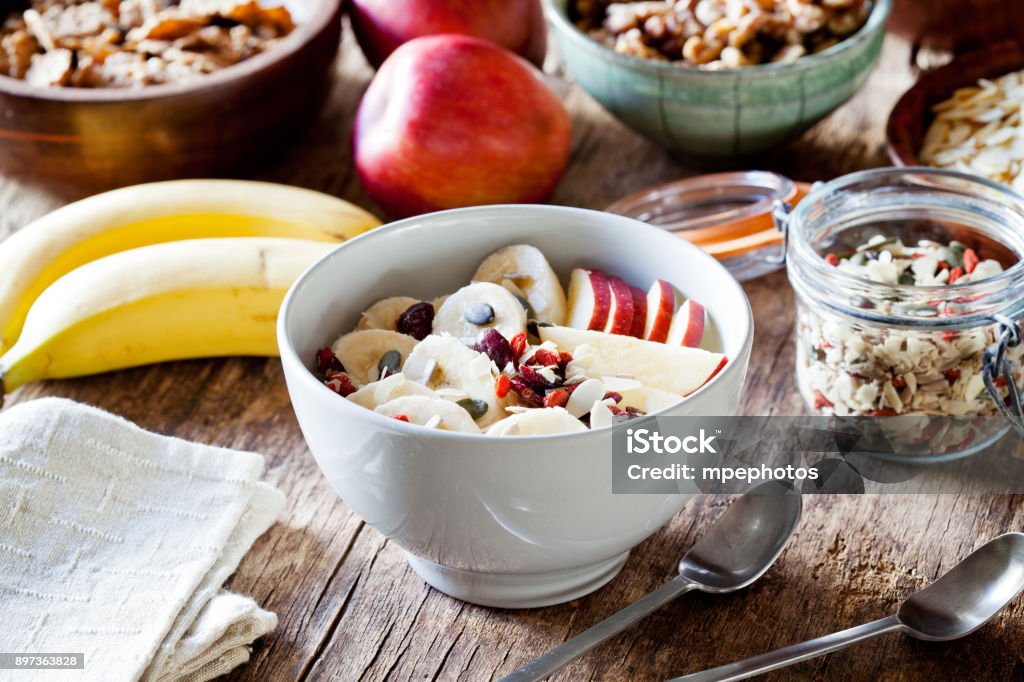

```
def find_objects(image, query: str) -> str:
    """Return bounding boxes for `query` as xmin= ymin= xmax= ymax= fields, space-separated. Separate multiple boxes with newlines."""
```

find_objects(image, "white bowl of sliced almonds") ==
xmin=278 ymin=204 xmax=752 ymax=608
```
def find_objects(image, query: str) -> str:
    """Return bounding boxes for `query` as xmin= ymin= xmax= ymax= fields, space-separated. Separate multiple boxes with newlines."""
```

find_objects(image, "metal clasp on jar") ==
xmin=983 ymin=314 xmax=1024 ymax=439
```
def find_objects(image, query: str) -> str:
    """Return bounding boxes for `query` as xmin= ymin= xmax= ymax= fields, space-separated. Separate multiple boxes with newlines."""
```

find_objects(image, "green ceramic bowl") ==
xmin=545 ymin=0 xmax=891 ymax=156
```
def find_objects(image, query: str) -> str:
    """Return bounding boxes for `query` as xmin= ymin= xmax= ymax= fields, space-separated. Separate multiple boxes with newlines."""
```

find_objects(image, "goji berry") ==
xmin=494 ymin=374 xmax=511 ymax=399
xmin=394 ymin=415 xmax=410 ymax=422
xmin=949 ymin=266 xmax=964 ymax=284
xmin=825 ymin=253 xmax=839 ymax=266
xmin=868 ymin=408 xmax=898 ymax=417
xmin=944 ymin=368 xmax=961 ymax=383
xmin=813 ymin=389 xmax=833 ymax=410
xmin=510 ymin=331 xmax=528 ymax=363
xmin=543 ymin=388 xmax=570 ymax=408
xmin=529 ymin=348 xmax=561 ymax=368
xmin=963 ymin=248 xmax=980 ymax=274
xmin=891 ymin=376 xmax=906 ymax=389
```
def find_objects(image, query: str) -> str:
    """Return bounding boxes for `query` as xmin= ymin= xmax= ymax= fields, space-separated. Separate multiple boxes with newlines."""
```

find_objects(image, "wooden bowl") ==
xmin=887 ymin=41 xmax=1024 ymax=167
xmin=0 ymin=0 xmax=342 ymax=194
xmin=889 ymin=0 xmax=1024 ymax=52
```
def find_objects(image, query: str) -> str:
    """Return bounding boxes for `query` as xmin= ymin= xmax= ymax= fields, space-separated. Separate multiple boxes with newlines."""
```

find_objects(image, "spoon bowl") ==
xmin=680 ymin=481 xmax=802 ymax=592
xmin=501 ymin=482 xmax=803 ymax=682
xmin=674 ymin=532 xmax=1024 ymax=682
xmin=899 ymin=532 xmax=1024 ymax=641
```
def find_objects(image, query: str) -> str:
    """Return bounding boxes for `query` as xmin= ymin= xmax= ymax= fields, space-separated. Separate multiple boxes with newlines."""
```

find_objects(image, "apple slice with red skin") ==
xmin=566 ymin=268 xmax=612 ymax=331
xmin=628 ymin=285 xmax=647 ymax=338
xmin=666 ymin=299 xmax=706 ymax=348
xmin=644 ymin=279 xmax=676 ymax=343
xmin=603 ymin=276 xmax=635 ymax=335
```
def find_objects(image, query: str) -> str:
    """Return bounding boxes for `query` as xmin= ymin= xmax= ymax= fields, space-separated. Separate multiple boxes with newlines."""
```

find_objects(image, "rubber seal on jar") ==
xmin=606 ymin=171 xmax=811 ymax=282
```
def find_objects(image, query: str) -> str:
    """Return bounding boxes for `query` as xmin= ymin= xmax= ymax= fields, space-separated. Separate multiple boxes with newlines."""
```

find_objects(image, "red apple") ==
xmin=666 ymin=300 xmax=707 ymax=348
xmin=685 ymin=356 xmax=729 ymax=396
xmin=628 ymin=286 xmax=647 ymax=338
xmin=353 ymin=35 xmax=572 ymax=219
xmin=349 ymin=0 xmax=546 ymax=69
xmin=603 ymin=276 xmax=635 ymax=335
xmin=566 ymin=268 xmax=611 ymax=331
xmin=644 ymin=279 xmax=676 ymax=343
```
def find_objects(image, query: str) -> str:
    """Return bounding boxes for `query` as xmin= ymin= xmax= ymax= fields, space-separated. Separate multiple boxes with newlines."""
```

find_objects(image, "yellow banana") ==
xmin=0 ymin=237 xmax=333 ymax=397
xmin=0 ymin=180 xmax=380 ymax=354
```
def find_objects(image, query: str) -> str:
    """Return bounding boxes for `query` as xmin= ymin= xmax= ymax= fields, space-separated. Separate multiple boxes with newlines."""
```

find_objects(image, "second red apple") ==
xmin=353 ymin=35 xmax=572 ymax=219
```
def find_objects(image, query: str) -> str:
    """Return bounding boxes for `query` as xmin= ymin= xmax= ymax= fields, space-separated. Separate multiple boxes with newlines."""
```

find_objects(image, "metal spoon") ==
xmin=500 ymin=481 xmax=803 ymax=682
xmin=671 ymin=532 xmax=1024 ymax=682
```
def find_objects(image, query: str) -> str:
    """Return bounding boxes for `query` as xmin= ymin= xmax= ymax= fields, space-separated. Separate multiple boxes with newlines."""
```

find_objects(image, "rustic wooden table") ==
xmin=5 ymin=21 xmax=1023 ymax=682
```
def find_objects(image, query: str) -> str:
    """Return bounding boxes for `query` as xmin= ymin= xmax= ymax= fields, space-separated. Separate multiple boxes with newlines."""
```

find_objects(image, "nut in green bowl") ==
xmin=544 ymin=0 xmax=891 ymax=156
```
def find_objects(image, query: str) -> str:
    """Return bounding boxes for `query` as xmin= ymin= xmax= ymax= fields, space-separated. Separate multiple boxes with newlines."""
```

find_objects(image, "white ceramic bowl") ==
xmin=278 ymin=205 xmax=753 ymax=608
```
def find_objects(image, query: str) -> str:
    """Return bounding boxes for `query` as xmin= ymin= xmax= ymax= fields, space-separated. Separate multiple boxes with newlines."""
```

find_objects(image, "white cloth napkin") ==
xmin=0 ymin=397 xmax=285 ymax=682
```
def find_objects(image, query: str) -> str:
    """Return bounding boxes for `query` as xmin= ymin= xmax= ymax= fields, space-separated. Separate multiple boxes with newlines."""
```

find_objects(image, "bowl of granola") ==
xmin=0 ymin=0 xmax=342 ymax=191
xmin=544 ymin=0 xmax=890 ymax=156
xmin=278 ymin=204 xmax=753 ymax=607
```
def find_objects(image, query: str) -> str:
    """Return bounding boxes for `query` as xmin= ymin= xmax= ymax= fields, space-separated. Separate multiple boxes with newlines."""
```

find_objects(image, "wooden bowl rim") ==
xmin=543 ymin=0 xmax=891 ymax=78
xmin=0 ymin=0 xmax=341 ymax=103
xmin=887 ymin=40 xmax=1024 ymax=166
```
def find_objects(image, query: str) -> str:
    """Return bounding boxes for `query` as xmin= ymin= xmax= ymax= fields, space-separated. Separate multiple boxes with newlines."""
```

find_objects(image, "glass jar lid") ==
xmin=606 ymin=171 xmax=810 ymax=282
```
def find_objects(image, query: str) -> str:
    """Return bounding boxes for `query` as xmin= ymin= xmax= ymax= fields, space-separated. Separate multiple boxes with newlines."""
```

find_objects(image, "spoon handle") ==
xmin=500 ymin=576 xmax=698 ymax=682
xmin=668 ymin=615 xmax=904 ymax=682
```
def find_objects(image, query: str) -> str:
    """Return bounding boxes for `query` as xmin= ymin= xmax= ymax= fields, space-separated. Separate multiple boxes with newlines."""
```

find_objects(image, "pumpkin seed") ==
xmin=377 ymin=349 xmax=402 ymax=379
xmin=456 ymin=398 xmax=488 ymax=420
xmin=464 ymin=303 xmax=495 ymax=325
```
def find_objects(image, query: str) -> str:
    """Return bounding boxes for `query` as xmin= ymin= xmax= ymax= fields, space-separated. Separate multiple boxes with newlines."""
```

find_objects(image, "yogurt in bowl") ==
xmin=278 ymin=205 xmax=753 ymax=608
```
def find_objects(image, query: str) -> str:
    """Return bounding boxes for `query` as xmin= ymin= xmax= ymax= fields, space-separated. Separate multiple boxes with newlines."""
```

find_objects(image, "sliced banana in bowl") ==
xmin=349 ymin=372 xmax=436 ymax=410
xmin=403 ymin=334 xmax=511 ymax=427
xmin=356 ymin=296 xmax=423 ymax=331
xmin=473 ymin=244 xmax=567 ymax=325
xmin=485 ymin=407 xmax=588 ymax=436
xmin=374 ymin=396 xmax=481 ymax=434
xmin=432 ymin=282 xmax=527 ymax=344
xmin=332 ymin=329 xmax=418 ymax=386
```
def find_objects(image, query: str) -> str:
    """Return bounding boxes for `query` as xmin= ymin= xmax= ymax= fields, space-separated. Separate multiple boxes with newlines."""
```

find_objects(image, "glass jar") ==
xmin=785 ymin=168 xmax=1024 ymax=459
xmin=607 ymin=171 xmax=809 ymax=282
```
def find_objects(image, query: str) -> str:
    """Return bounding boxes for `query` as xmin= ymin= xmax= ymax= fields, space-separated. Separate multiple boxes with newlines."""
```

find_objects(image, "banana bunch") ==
xmin=0 ymin=180 xmax=380 ymax=398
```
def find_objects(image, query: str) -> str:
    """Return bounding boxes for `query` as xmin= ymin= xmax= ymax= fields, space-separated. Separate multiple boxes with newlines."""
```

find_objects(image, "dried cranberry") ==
xmin=623 ymin=406 xmax=646 ymax=417
xmin=509 ymin=331 xmax=528 ymax=363
xmin=891 ymin=376 xmax=906 ymax=389
xmin=325 ymin=372 xmax=356 ymax=397
xmin=519 ymin=364 xmax=558 ymax=391
xmin=603 ymin=391 xmax=623 ymax=404
xmin=944 ymin=368 xmax=961 ymax=383
xmin=396 ymin=302 xmax=434 ymax=340
xmin=543 ymin=388 xmax=570 ymax=408
xmin=475 ymin=328 xmax=513 ymax=369
xmin=394 ymin=414 xmax=410 ymax=422
xmin=557 ymin=351 xmax=573 ymax=370
xmin=315 ymin=347 xmax=343 ymax=374
xmin=868 ymin=408 xmax=898 ymax=417
xmin=509 ymin=377 xmax=544 ymax=406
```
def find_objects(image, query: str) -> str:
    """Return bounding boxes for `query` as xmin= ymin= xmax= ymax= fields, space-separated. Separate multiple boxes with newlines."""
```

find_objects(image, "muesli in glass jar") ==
xmin=785 ymin=168 xmax=1024 ymax=459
